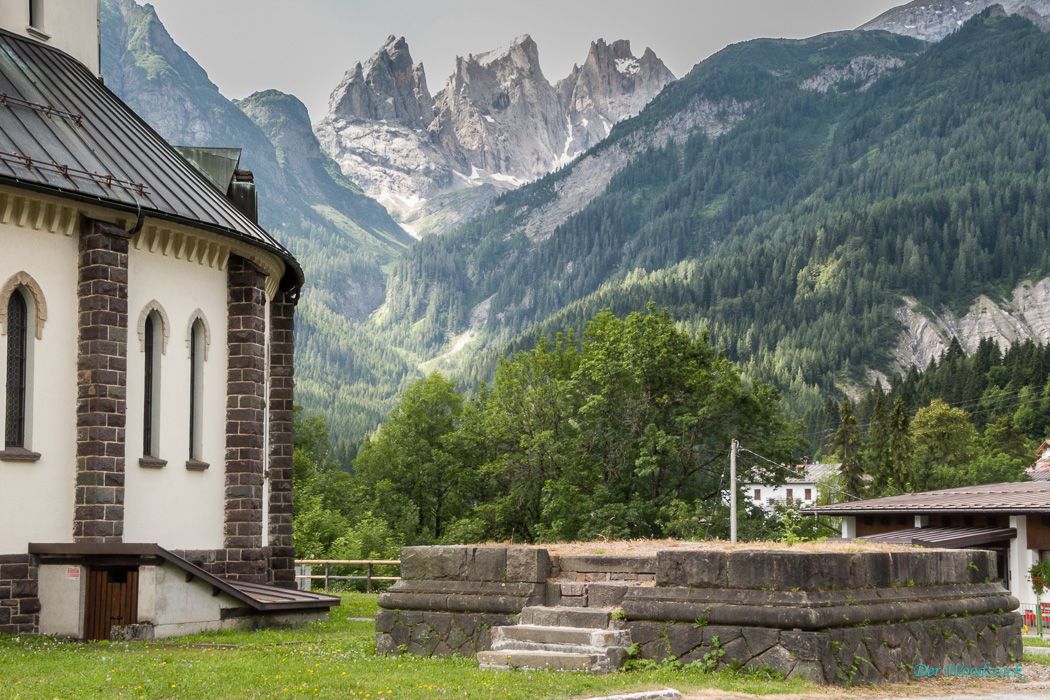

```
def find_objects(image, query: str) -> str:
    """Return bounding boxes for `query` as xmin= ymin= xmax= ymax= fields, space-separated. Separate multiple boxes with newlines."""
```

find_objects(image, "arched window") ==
xmin=5 ymin=290 xmax=28 ymax=448
xmin=188 ymin=318 xmax=206 ymax=465
xmin=142 ymin=311 xmax=161 ymax=457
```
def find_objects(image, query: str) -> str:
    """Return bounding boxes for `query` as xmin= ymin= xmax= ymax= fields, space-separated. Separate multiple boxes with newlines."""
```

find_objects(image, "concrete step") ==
xmin=478 ymin=649 xmax=604 ymax=672
xmin=494 ymin=624 xmax=630 ymax=648
xmin=518 ymin=606 xmax=619 ymax=629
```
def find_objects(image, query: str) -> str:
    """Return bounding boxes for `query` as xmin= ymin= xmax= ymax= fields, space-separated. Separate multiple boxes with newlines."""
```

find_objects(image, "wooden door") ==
xmin=84 ymin=568 xmax=138 ymax=641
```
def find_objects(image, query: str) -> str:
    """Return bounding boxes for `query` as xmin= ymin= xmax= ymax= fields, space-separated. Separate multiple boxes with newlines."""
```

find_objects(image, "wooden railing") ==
xmin=294 ymin=559 xmax=400 ymax=593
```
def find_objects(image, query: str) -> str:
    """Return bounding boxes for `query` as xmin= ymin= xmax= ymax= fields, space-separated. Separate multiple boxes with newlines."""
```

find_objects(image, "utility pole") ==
xmin=730 ymin=438 xmax=739 ymax=543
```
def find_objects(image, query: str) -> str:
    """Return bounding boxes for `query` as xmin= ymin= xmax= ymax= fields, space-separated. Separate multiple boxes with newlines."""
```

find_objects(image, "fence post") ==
xmin=324 ymin=562 xmax=331 ymax=591
xmin=366 ymin=562 xmax=374 ymax=594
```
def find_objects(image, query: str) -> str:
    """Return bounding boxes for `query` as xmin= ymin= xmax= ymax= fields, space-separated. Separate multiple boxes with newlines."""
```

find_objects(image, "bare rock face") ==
xmin=314 ymin=34 xmax=675 ymax=236
xmin=860 ymin=0 xmax=1050 ymax=42
xmin=891 ymin=279 xmax=1050 ymax=374
xmin=432 ymin=35 xmax=567 ymax=181
xmin=556 ymin=39 xmax=675 ymax=156
xmin=327 ymin=35 xmax=433 ymax=127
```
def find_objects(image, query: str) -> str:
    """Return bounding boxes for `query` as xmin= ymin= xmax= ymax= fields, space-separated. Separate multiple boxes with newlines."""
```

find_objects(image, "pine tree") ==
xmin=833 ymin=399 xmax=865 ymax=500
xmin=865 ymin=392 xmax=893 ymax=495
xmin=888 ymin=397 xmax=913 ymax=494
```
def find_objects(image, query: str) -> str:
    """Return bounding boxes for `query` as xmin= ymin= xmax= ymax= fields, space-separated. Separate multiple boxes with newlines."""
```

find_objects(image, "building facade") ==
xmin=806 ymin=481 xmax=1050 ymax=608
xmin=0 ymin=3 xmax=333 ymax=638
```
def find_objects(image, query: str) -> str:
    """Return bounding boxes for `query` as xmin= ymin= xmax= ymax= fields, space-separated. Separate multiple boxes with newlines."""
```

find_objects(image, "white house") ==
xmin=743 ymin=462 xmax=841 ymax=511
xmin=0 ymin=1 xmax=335 ymax=639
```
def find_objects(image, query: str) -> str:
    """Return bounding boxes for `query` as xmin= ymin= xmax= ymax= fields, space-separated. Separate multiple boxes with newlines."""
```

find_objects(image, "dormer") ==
xmin=0 ymin=0 xmax=101 ymax=78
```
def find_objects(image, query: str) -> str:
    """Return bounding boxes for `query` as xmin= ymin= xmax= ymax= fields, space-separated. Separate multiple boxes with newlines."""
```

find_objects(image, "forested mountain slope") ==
xmin=100 ymin=0 xmax=416 ymax=444
xmin=374 ymin=11 xmax=1050 ymax=425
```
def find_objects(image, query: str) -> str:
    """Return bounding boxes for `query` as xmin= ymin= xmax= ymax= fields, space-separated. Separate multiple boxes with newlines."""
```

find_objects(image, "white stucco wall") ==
xmin=123 ymin=238 xmax=228 ymax=550
xmin=0 ymin=218 xmax=78 ymax=552
xmin=138 ymin=562 xmax=326 ymax=638
xmin=0 ymin=0 xmax=101 ymax=77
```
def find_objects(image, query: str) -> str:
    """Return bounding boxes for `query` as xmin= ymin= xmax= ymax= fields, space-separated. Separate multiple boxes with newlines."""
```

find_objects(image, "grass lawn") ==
xmin=4 ymin=594 xmax=1043 ymax=699
xmin=1 ymin=593 xmax=819 ymax=699
xmin=1025 ymin=635 xmax=1050 ymax=648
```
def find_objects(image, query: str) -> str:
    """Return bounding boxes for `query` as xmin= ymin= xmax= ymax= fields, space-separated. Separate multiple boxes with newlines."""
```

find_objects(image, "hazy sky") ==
xmin=145 ymin=0 xmax=906 ymax=123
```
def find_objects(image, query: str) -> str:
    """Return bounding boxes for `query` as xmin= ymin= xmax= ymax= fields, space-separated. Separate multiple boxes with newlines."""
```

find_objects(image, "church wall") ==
xmin=0 ymin=221 xmax=78 ymax=551
xmin=0 ymin=0 xmax=101 ymax=77
xmin=123 ymin=239 xmax=228 ymax=551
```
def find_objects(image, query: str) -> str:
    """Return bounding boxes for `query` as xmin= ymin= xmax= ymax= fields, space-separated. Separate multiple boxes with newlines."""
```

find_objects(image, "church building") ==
xmin=0 ymin=1 xmax=336 ymax=639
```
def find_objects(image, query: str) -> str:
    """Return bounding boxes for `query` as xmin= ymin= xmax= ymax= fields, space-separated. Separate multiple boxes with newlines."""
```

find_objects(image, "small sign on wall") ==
xmin=66 ymin=567 xmax=80 ymax=580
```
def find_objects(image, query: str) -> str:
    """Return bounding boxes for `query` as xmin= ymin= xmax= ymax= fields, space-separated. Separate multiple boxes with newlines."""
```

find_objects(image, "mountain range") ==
xmin=313 ymin=34 xmax=674 ymax=237
xmin=100 ymin=0 xmax=1050 ymax=453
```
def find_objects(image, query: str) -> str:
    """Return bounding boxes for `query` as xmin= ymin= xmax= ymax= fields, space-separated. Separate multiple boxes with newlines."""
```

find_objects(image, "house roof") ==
xmin=0 ymin=29 xmax=302 ymax=292
xmin=803 ymin=480 xmax=1050 ymax=515
xmin=746 ymin=462 xmax=841 ymax=486
xmin=28 ymin=542 xmax=338 ymax=612
xmin=858 ymin=526 xmax=1017 ymax=549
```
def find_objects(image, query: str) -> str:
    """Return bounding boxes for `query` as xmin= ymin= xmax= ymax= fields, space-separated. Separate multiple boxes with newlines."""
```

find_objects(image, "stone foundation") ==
xmin=0 ymin=553 xmax=39 ymax=634
xmin=376 ymin=545 xmax=1023 ymax=685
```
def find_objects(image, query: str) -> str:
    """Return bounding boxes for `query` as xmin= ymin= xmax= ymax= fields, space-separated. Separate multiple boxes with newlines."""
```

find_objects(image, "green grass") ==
xmin=0 ymin=594 xmax=821 ymax=699
xmin=1024 ymin=636 xmax=1050 ymax=648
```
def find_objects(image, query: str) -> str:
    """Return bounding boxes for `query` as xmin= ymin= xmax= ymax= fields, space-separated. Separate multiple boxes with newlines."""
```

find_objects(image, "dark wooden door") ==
xmin=84 ymin=568 xmax=138 ymax=641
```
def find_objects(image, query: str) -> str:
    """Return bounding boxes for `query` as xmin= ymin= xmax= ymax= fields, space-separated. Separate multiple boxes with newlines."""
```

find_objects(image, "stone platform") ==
xmin=375 ymin=545 xmax=1022 ymax=684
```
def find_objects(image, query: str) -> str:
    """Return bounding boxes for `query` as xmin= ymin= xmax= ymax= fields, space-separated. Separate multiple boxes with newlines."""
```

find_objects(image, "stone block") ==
xmin=656 ymin=550 xmax=728 ymax=588
xmin=746 ymin=645 xmax=797 ymax=678
xmin=727 ymin=551 xmax=811 ymax=590
xmin=849 ymin=553 xmax=892 ymax=589
xmin=506 ymin=547 xmax=550 ymax=583
xmin=588 ymin=583 xmax=628 ymax=608
xmin=666 ymin=622 xmax=704 ymax=657
xmin=558 ymin=555 xmax=655 ymax=574
xmin=375 ymin=610 xmax=396 ymax=634
xmin=742 ymin=627 xmax=778 ymax=657
xmin=400 ymin=546 xmax=469 ymax=581
xmin=469 ymin=547 xmax=507 ymax=582
xmin=781 ymin=630 xmax=826 ymax=661
xmin=423 ymin=612 xmax=452 ymax=637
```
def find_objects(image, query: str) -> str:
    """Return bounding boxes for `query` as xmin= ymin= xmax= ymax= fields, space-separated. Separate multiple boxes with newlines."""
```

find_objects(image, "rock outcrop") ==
xmin=891 ymin=278 xmax=1050 ymax=373
xmin=860 ymin=0 xmax=1050 ymax=42
xmin=314 ymin=35 xmax=675 ymax=237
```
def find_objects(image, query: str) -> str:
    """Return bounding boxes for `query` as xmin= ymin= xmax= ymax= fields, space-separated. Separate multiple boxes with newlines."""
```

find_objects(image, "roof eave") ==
xmin=0 ymin=174 xmax=304 ymax=294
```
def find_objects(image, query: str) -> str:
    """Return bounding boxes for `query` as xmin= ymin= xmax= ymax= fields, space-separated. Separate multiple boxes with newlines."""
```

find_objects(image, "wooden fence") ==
xmin=294 ymin=559 xmax=400 ymax=593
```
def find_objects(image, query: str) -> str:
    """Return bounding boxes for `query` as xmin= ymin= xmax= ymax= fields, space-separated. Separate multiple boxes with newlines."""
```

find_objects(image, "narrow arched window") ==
xmin=143 ymin=312 xmax=161 ymax=456
xmin=5 ymin=290 xmax=28 ymax=448
xmin=189 ymin=318 xmax=205 ymax=462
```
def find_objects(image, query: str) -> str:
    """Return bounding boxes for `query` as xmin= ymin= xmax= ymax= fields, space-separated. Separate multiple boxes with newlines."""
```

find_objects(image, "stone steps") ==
xmin=519 ymin=605 xmax=624 ymax=629
xmin=479 ymin=606 xmax=631 ymax=673
xmin=478 ymin=649 xmax=603 ymax=671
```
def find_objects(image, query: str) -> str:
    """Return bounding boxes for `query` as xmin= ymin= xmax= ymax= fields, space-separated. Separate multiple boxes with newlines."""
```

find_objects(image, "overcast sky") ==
xmin=145 ymin=0 xmax=906 ymax=123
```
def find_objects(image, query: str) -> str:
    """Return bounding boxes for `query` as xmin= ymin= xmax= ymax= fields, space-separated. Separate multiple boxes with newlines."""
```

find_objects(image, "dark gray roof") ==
xmin=803 ymin=480 xmax=1050 ymax=515
xmin=859 ymin=526 xmax=1017 ymax=549
xmin=29 ymin=542 xmax=338 ymax=612
xmin=0 ymin=29 xmax=302 ymax=291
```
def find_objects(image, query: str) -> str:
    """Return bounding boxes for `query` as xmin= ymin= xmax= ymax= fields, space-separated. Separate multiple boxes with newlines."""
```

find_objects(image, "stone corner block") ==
xmin=506 ymin=547 xmax=550 ymax=583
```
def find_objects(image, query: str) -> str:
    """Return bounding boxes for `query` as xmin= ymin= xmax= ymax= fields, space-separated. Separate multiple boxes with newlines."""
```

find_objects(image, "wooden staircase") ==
xmin=478 ymin=606 xmax=632 ymax=673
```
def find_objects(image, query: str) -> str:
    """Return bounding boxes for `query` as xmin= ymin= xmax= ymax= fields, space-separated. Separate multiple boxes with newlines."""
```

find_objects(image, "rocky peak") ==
xmin=327 ymin=35 xmax=432 ymax=127
xmin=860 ymin=0 xmax=1050 ymax=42
xmin=431 ymin=33 xmax=566 ymax=180
xmin=314 ymin=33 xmax=678 ymax=236
xmin=557 ymin=39 xmax=675 ymax=154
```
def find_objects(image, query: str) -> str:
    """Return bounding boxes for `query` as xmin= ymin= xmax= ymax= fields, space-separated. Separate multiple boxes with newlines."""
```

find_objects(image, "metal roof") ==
xmin=859 ymin=526 xmax=1017 ymax=549
xmin=803 ymin=480 xmax=1050 ymax=515
xmin=0 ymin=29 xmax=302 ymax=292
xmin=28 ymin=542 xmax=338 ymax=612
